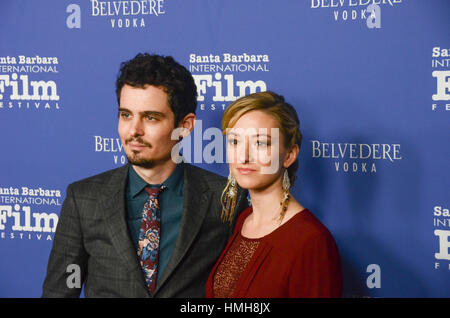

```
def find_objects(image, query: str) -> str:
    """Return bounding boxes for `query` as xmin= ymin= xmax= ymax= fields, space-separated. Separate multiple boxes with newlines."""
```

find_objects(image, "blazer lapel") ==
xmin=155 ymin=164 xmax=210 ymax=293
xmin=100 ymin=165 xmax=142 ymax=274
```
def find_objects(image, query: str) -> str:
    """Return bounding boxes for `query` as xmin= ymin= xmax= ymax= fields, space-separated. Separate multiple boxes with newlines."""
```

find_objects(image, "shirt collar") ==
xmin=128 ymin=163 xmax=184 ymax=198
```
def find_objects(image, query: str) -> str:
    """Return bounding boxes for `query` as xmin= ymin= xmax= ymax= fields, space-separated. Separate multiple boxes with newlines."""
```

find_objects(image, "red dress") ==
xmin=206 ymin=207 xmax=343 ymax=298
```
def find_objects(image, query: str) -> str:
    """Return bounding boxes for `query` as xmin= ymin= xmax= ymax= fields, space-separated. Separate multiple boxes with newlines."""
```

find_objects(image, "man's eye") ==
xmin=120 ymin=112 xmax=130 ymax=118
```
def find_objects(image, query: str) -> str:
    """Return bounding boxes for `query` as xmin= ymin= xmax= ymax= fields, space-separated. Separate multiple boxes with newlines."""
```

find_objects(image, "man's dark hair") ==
xmin=116 ymin=53 xmax=198 ymax=126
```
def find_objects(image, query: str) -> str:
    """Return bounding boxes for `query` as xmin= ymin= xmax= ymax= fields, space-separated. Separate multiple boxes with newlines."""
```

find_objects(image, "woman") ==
xmin=206 ymin=91 xmax=342 ymax=298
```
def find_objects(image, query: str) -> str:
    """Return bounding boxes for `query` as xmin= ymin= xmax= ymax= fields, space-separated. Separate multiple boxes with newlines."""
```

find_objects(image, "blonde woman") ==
xmin=206 ymin=91 xmax=342 ymax=298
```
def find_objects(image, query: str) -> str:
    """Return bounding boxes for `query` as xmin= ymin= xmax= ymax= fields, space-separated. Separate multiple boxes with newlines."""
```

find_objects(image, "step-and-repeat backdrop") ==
xmin=0 ymin=0 xmax=449 ymax=297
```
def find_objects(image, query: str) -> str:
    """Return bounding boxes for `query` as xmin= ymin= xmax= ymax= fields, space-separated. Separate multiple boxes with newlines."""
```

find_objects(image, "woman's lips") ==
xmin=237 ymin=168 xmax=256 ymax=175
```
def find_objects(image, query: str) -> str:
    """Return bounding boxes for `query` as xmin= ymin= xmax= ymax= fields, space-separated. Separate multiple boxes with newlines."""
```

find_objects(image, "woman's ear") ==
xmin=283 ymin=144 xmax=299 ymax=169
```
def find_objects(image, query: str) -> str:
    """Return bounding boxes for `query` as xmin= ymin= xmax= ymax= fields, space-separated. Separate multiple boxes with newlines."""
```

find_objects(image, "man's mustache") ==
xmin=125 ymin=137 xmax=152 ymax=148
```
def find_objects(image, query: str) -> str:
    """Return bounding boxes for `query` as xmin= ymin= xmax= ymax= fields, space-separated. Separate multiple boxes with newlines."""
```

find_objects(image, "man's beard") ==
xmin=126 ymin=151 xmax=155 ymax=168
xmin=124 ymin=137 xmax=155 ymax=168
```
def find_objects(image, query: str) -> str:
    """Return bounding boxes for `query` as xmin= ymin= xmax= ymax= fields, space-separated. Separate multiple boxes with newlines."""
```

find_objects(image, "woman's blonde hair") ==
xmin=220 ymin=91 xmax=302 ymax=223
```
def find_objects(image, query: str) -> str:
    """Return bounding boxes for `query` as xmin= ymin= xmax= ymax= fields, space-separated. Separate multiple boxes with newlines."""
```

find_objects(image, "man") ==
xmin=42 ymin=53 xmax=248 ymax=297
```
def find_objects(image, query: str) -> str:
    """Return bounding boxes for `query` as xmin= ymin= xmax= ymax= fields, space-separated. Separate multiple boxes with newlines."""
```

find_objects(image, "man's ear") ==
xmin=283 ymin=144 xmax=299 ymax=169
xmin=177 ymin=113 xmax=196 ymax=138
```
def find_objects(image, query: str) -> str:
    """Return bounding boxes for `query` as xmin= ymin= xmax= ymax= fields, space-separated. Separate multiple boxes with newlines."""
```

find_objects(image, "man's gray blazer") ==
xmin=42 ymin=163 xmax=248 ymax=297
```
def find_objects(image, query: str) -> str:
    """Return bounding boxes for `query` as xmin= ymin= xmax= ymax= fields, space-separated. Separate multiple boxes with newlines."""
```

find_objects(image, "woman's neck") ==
xmin=248 ymin=180 xmax=285 ymax=226
xmin=245 ymin=179 xmax=305 ymax=236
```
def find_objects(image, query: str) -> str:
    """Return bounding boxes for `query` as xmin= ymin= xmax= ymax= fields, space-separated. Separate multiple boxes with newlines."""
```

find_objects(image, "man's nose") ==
xmin=129 ymin=118 xmax=144 ymax=137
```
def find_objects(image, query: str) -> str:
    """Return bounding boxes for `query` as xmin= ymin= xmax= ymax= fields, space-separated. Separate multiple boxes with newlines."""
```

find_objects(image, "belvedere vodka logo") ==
xmin=310 ymin=0 xmax=404 ymax=28
xmin=431 ymin=46 xmax=450 ymax=112
xmin=94 ymin=135 xmax=126 ymax=165
xmin=311 ymin=140 xmax=402 ymax=173
xmin=0 ymin=186 xmax=62 ymax=241
xmin=89 ymin=0 xmax=165 ymax=29
xmin=0 ymin=55 xmax=60 ymax=111
xmin=189 ymin=53 xmax=269 ymax=112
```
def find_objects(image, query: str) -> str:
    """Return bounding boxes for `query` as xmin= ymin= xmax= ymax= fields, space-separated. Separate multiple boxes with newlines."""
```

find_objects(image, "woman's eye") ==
xmin=228 ymin=139 xmax=238 ymax=145
xmin=256 ymin=140 xmax=269 ymax=147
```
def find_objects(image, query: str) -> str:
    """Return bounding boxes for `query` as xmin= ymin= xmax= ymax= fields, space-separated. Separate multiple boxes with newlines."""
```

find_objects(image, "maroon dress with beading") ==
xmin=206 ymin=207 xmax=342 ymax=298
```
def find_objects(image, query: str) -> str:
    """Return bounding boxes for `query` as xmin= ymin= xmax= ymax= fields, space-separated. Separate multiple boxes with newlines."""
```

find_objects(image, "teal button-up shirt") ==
xmin=126 ymin=163 xmax=184 ymax=285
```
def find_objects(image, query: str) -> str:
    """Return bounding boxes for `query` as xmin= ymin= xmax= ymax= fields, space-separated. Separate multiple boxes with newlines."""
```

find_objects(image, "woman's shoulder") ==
xmin=270 ymin=209 xmax=336 ymax=248
xmin=295 ymin=209 xmax=332 ymax=235
xmin=234 ymin=207 xmax=337 ymax=248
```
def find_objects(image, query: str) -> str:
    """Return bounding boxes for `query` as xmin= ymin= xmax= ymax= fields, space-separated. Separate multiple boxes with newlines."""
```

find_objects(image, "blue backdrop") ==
xmin=0 ymin=0 xmax=449 ymax=297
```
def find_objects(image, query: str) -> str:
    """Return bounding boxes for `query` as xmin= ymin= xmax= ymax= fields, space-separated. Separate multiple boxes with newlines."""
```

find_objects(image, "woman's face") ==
xmin=226 ymin=110 xmax=295 ymax=191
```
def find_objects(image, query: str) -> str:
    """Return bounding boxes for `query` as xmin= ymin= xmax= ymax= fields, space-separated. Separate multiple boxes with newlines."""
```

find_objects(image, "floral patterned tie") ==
xmin=137 ymin=185 xmax=167 ymax=294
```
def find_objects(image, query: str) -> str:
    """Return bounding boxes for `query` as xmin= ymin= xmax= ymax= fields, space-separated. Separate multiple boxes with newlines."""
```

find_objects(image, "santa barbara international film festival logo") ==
xmin=66 ymin=1 xmax=166 ymax=30
xmin=309 ymin=0 xmax=404 ymax=28
xmin=431 ymin=46 xmax=450 ymax=112
xmin=433 ymin=205 xmax=450 ymax=271
xmin=0 ymin=55 xmax=60 ymax=111
xmin=0 ymin=185 xmax=62 ymax=242
xmin=189 ymin=52 xmax=269 ymax=112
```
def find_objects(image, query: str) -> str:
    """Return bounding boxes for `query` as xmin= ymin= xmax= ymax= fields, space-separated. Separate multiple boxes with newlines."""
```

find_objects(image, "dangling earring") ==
xmin=221 ymin=172 xmax=237 ymax=224
xmin=282 ymin=169 xmax=291 ymax=191
xmin=279 ymin=170 xmax=291 ymax=223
